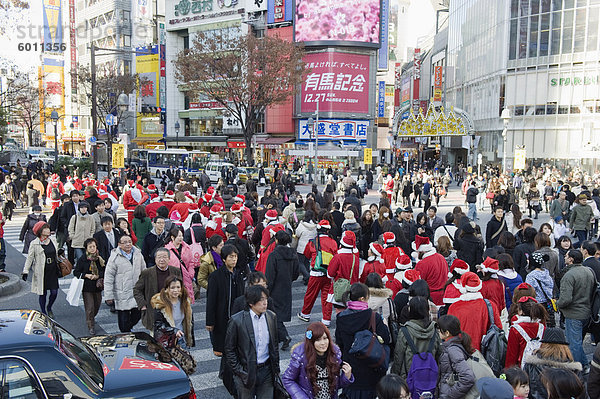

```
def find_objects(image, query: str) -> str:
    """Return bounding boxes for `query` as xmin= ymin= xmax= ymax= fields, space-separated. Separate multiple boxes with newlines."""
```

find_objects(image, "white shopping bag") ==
xmin=66 ymin=278 xmax=84 ymax=307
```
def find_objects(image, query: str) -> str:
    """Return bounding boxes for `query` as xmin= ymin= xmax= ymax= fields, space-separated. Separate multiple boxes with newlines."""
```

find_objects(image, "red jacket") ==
xmin=360 ymin=259 xmax=386 ymax=283
xmin=505 ymin=319 xmax=545 ymax=368
xmin=415 ymin=251 xmax=449 ymax=305
xmin=481 ymin=278 xmax=506 ymax=311
xmin=261 ymin=222 xmax=284 ymax=248
xmin=327 ymin=248 xmax=360 ymax=284
xmin=162 ymin=199 xmax=175 ymax=211
xmin=169 ymin=203 xmax=190 ymax=223
xmin=382 ymin=246 xmax=404 ymax=275
xmin=206 ymin=218 xmax=226 ymax=240
xmin=145 ymin=200 xmax=164 ymax=219
xmin=448 ymin=297 xmax=502 ymax=351
xmin=303 ymin=235 xmax=338 ymax=277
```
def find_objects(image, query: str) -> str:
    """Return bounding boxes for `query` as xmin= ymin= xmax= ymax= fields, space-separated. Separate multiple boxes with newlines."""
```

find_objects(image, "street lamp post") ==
xmin=50 ymin=111 xmax=59 ymax=166
xmin=501 ymin=108 xmax=512 ymax=175
xmin=306 ymin=101 xmax=319 ymax=183
xmin=175 ymin=121 xmax=180 ymax=149
xmin=69 ymin=123 xmax=74 ymax=155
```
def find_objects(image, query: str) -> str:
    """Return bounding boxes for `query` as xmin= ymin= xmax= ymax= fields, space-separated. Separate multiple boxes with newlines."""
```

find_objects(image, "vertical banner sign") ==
xmin=364 ymin=148 xmax=372 ymax=164
xmin=433 ymin=66 xmax=443 ymax=102
xmin=69 ymin=0 xmax=77 ymax=95
xmin=112 ymin=144 xmax=125 ymax=168
xmin=378 ymin=0 xmax=389 ymax=70
xmin=378 ymin=81 xmax=385 ymax=117
xmin=412 ymin=48 xmax=421 ymax=114
xmin=514 ymin=148 xmax=526 ymax=170
xmin=43 ymin=0 xmax=63 ymax=51
xmin=268 ymin=0 xmax=293 ymax=23
xmin=159 ymin=23 xmax=166 ymax=109
xmin=394 ymin=63 xmax=402 ymax=107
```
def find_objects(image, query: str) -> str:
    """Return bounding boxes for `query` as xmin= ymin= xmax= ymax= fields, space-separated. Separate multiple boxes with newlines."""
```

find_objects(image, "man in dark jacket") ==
xmin=85 ymin=188 xmax=101 ymax=214
xmin=141 ymin=217 xmax=168 ymax=267
xmin=225 ymin=224 xmax=253 ymax=277
xmin=466 ymin=181 xmax=479 ymax=221
xmin=265 ymin=230 xmax=299 ymax=351
xmin=331 ymin=202 xmax=345 ymax=242
xmin=485 ymin=206 xmax=508 ymax=249
xmin=582 ymin=240 xmax=600 ymax=280
xmin=342 ymin=189 xmax=362 ymax=219
xmin=453 ymin=222 xmax=484 ymax=271
xmin=589 ymin=344 xmax=600 ymax=397
xmin=225 ymin=285 xmax=280 ymax=399
xmin=513 ymin=227 xmax=538 ymax=279
xmin=206 ymin=244 xmax=245 ymax=357
xmin=93 ymin=216 xmax=122 ymax=263
xmin=133 ymin=248 xmax=182 ymax=330
xmin=49 ymin=194 xmax=70 ymax=249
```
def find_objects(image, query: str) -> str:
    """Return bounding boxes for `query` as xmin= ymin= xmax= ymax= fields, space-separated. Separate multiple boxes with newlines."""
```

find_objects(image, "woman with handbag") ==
xmin=525 ymin=252 xmax=556 ymax=327
xmin=21 ymin=222 xmax=60 ymax=318
xmin=151 ymin=275 xmax=195 ymax=349
xmin=73 ymin=237 xmax=105 ymax=334
xmin=505 ymin=296 xmax=547 ymax=368
xmin=164 ymin=226 xmax=196 ymax=304
xmin=334 ymin=283 xmax=391 ymax=399
xmin=282 ymin=321 xmax=354 ymax=399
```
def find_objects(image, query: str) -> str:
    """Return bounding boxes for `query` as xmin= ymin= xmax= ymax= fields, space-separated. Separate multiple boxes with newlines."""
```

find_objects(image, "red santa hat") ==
xmin=185 ymin=193 xmax=195 ymax=203
xmin=448 ymin=259 xmax=470 ymax=278
xmin=317 ymin=220 xmax=331 ymax=230
xmin=369 ymin=242 xmax=383 ymax=258
xmin=170 ymin=209 xmax=182 ymax=224
xmin=127 ymin=180 xmax=135 ymax=187
xmin=340 ymin=231 xmax=357 ymax=250
xmin=395 ymin=254 xmax=412 ymax=271
xmin=412 ymin=235 xmax=433 ymax=252
xmin=231 ymin=203 xmax=243 ymax=213
xmin=443 ymin=279 xmax=463 ymax=304
xmin=517 ymin=282 xmax=532 ymax=290
xmin=210 ymin=204 xmax=223 ymax=215
xmin=478 ymin=257 xmax=500 ymax=274
xmin=189 ymin=203 xmax=199 ymax=211
xmin=382 ymin=232 xmax=395 ymax=244
xmin=458 ymin=272 xmax=482 ymax=293
xmin=207 ymin=186 xmax=215 ymax=194
xmin=202 ymin=193 xmax=213 ymax=204
xmin=265 ymin=209 xmax=278 ymax=221
xmin=234 ymin=194 xmax=245 ymax=203
xmin=164 ymin=190 xmax=175 ymax=200
xmin=402 ymin=269 xmax=421 ymax=286
xmin=147 ymin=184 xmax=157 ymax=193
xmin=98 ymin=184 xmax=107 ymax=192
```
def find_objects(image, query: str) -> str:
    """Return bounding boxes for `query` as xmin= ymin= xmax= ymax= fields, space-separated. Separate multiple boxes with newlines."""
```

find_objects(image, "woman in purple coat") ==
xmin=282 ymin=322 xmax=354 ymax=399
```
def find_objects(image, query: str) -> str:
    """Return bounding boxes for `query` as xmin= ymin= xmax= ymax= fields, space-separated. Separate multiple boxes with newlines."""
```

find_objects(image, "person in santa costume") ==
xmin=230 ymin=203 xmax=246 ymax=239
xmin=199 ymin=193 xmax=213 ymax=220
xmin=233 ymin=194 xmax=253 ymax=233
xmin=46 ymin=175 xmax=64 ymax=211
xmin=448 ymin=271 xmax=502 ymax=351
xmin=205 ymin=204 xmax=226 ymax=240
xmin=413 ymin=235 xmax=448 ymax=305
xmin=182 ymin=203 xmax=199 ymax=231
xmin=169 ymin=200 xmax=191 ymax=225
xmin=392 ymin=268 xmax=422 ymax=316
xmin=359 ymin=242 xmax=386 ymax=283
xmin=162 ymin=190 xmax=176 ymax=211
xmin=122 ymin=180 xmax=149 ymax=224
xmin=477 ymin=256 xmax=506 ymax=312
xmin=327 ymin=231 xmax=361 ymax=308
xmin=144 ymin=192 xmax=165 ymax=220
xmin=146 ymin=184 xmax=158 ymax=200
xmin=384 ymin=174 xmax=394 ymax=203
xmin=255 ymin=209 xmax=284 ymax=273
xmin=385 ymin=254 xmax=413 ymax=297
xmin=440 ymin=259 xmax=471 ymax=315
xmin=63 ymin=177 xmax=76 ymax=195
xmin=97 ymin=184 xmax=119 ymax=214
xmin=206 ymin=186 xmax=224 ymax=207
xmin=382 ymin=232 xmax=406 ymax=275
xmin=505 ymin=296 xmax=547 ymax=368
xmin=298 ymin=220 xmax=338 ymax=326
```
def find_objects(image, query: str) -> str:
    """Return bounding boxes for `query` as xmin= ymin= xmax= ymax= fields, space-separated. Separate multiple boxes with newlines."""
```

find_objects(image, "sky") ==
xmin=405 ymin=0 xmax=437 ymax=49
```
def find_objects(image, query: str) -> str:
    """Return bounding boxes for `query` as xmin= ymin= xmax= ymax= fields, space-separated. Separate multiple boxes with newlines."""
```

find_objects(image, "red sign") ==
xmin=189 ymin=101 xmax=223 ymax=110
xmin=412 ymin=48 xmax=421 ymax=114
xmin=274 ymin=0 xmax=285 ymax=22
xmin=69 ymin=0 xmax=77 ymax=92
xmin=119 ymin=357 xmax=179 ymax=372
xmin=394 ymin=62 xmax=401 ymax=107
xmin=227 ymin=141 xmax=246 ymax=148
xmin=301 ymin=52 xmax=370 ymax=114
xmin=433 ymin=66 xmax=443 ymax=102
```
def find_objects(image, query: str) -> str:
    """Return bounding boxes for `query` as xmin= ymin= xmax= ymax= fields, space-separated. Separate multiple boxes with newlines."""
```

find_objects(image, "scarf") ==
xmin=87 ymin=250 xmax=105 ymax=276
xmin=212 ymin=250 xmax=224 ymax=269
xmin=347 ymin=301 xmax=369 ymax=310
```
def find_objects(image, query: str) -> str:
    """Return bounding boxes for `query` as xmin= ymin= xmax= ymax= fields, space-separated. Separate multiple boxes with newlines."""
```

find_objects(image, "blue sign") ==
xmin=97 ymin=129 xmax=106 ymax=136
xmin=378 ymin=0 xmax=390 ymax=70
xmin=89 ymin=136 xmax=97 ymax=145
xmin=378 ymin=81 xmax=386 ymax=118
xmin=298 ymin=119 xmax=369 ymax=141
xmin=106 ymin=114 xmax=116 ymax=126
xmin=267 ymin=0 xmax=293 ymax=24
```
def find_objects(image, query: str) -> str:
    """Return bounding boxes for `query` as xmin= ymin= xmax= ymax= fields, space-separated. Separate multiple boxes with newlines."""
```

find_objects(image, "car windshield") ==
xmin=54 ymin=325 xmax=104 ymax=388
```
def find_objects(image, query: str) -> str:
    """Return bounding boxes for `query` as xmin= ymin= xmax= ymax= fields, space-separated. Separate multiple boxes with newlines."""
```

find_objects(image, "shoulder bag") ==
xmin=349 ymin=310 xmax=390 ymax=370
xmin=333 ymin=253 xmax=356 ymax=303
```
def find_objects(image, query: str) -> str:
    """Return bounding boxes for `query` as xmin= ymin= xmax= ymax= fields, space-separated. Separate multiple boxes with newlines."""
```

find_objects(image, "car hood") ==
xmin=80 ymin=332 xmax=190 ymax=393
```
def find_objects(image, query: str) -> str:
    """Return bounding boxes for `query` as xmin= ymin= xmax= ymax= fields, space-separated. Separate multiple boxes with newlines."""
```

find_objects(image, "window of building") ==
xmin=547 ymin=102 xmax=557 ymax=114
xmin=123 ymin=10 xmax=130 ymax=21
xmin=542 ymin=0 xmax=551 ymax=12
xmin=540 ymin=13 xmax=550 ymax=54
xmin=587 ymin=7 xmax=599 ymax=50
xmin=512 ymin=0 xmax=519 ymax=18
xmin=530 ymin=15 xmax=539 ymax=57
xmin=570 ymin=105 xmax=580 ymax=113
xmin=183 ymin=35 xmax=190 ymax=50
xmin=536 ymin=105 xmax=546 ymax=114
xmin=532 ymin=0 xmax=540 ymax=14
xmin=551 ymin=11 xmax=562 ymax=53
xmin=558 ymin=105 xmax=569 ymax=114
xmin=519 ymin=17 xmax=528 ymax=58
xmin=520 ymin=0 xmax=530 ymax=16
xmin=256 ymin=112 xmax=265 ymax=134
xmin=562 ymin=10 xmax=574 ymax=52
xmin=510 ymin=19 xmax=518 ymax=59
xmin=514 ymin=105 xmax=525 ymax=116
xmin=574 ymin=7 xmax=587 ymax=51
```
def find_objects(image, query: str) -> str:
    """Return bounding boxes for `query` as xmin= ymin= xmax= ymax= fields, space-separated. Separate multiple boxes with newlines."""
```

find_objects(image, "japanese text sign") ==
xmin=301 ymin=52 xmax=370 ymax=113
xmin=119 ymin=357 xmax=179 ymax=371
xmin=433 ymin=66 xmax=443 ymax=102
xmin=298 ymin=119 xmax=369 ymax=141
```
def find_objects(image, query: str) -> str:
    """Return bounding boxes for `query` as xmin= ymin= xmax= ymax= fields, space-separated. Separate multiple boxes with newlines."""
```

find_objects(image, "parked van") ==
xmin=205 ymin=161 xmax=235 ymax=183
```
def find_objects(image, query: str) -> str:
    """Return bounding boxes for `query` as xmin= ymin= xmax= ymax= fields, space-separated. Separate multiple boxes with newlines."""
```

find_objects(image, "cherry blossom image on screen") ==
xmin=295 ymin=0 xmax=380 ymax=44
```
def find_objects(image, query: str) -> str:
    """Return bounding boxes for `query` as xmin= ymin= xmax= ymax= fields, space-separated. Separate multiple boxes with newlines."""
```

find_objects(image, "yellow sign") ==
xmin=514 ymin=148 xmax=526 ymax=170
xmin=397 ymin=103 xmax=467 ymax=137
xmin=112 ymin=144 xmax=125 ymax=169
xmin=364 ymin=148 xmax=372 ymax=165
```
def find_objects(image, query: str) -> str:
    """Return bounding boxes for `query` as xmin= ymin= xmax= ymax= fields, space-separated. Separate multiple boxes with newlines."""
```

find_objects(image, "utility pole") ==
xmin=91 ymin=45 xmax=98 ymax=176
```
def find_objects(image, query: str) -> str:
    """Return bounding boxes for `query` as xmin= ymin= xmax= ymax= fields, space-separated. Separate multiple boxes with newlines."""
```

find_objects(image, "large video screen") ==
xmin=295 ymin=0 xmax=380 ymax=45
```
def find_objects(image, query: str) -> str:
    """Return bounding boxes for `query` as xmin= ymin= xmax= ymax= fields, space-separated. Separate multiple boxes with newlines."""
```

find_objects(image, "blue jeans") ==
xmin=565 ymin=318 xmax=589 ymax=366
xmin=74 ymin=248 xmax=85 ymax=265
xmin=0 ymin=237 xmax=6 ymax=270
xmin=467 ymin=203 xmax=477 ymax=221
xmin=574 ymin=230 xmax=588 ymax=248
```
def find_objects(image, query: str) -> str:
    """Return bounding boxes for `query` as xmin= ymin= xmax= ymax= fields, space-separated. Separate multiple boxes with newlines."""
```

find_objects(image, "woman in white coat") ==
xmin=22 ymin=222 xmax=61 ymax=318
xmin=104 ymin=234 xmax=146 ymax=332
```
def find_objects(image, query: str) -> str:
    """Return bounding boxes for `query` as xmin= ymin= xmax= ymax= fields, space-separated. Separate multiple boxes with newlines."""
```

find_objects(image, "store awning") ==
xmin=255 ymin=136 xmax=295 ymax=145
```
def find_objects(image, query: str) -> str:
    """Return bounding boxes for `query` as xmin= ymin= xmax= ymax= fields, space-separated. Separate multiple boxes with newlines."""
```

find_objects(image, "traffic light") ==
xmin=141 ymin=105 xmax=162 ymax=114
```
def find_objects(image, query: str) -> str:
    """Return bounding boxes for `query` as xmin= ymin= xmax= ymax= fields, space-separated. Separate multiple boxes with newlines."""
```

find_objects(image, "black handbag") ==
xmin=348 ymin=311 xmax=390 ymax=370
xmin=274 ymin=374 xmax=291 ymax=399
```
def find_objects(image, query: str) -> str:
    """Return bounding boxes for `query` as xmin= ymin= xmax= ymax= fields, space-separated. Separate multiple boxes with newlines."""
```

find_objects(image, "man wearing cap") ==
xmin=570 ymin=194 xmax=593 ymax=246
xmin=399 ymin=206 xmax=417 ymax=243
xmin=225 ymin=223 xmax=253 ymax=276
xmin=68 ymin=201 xmax=96 ymax=263
xmin=412 ymin=235 xmax=448 ymax=305
xmin=298 ymin=220 xmax=338 ymax=325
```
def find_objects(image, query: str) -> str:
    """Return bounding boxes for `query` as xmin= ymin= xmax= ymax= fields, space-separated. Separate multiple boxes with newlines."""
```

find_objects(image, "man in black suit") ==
xmin=224 ymin=223 xmax=253 ymax=278
xmin=331 ymin=202 xmax=345 ymax=242
xmin=582 ymin=240 xmax=600 ymax=280
xmin=60 ymin=190 xmax=81 ymax=262
xmin=93 ymin=216 xmax=121 ymax=263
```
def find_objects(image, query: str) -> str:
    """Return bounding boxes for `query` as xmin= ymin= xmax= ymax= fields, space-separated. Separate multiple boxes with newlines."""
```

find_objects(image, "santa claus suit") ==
xmin=260 ymin=220 xmax=284 ymax=249
xmin=505 ymin=314 xmax=545 ymax=368
xmin=360 ymin=259 xmax=386 ymax=283
xmin=162 ymin=191 xmax=176 ymax=212
xmin=327 ymin=232 xmax=360 ymax=306
xmin=230 ymin=205 xmax=247 ymax=239
xmin=255 ymin=215 xmax=285 ymax=273
xmin=384 ymin=175 xmax=394 ymax=202
xmin=384 ymin=255 xmax=413 ymax=298
xmin=182 ymin=205 xmax=199 ymax=231
xmin=169 ymin=203 xmax=190 ymax=225
xmin=299 ymin=224 xmax=338 ymax=325
xmin=63 ymin=178 xmax=75 ymax=195
xmin=46 ymin=179 xmax=65 ymax=210
xmin=443 ymin=260 xmax=470 ymax=307
xmin=478 ymin=257 xmax=506 ymax=312
xmin=145 ymin=197 xmax=165 ymax=220
xmin=123 ymin=184 xmax=149 ymax=223
xmin=448 ymin=272 xmax=502 ymax=351
xmin=73 ymin=179 xmax=83 ymax=192
xmin=413 ymin=236 xmax=448 ymax=305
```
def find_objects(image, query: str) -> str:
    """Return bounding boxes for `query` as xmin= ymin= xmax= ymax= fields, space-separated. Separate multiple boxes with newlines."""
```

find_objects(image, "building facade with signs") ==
xmin=164 ymin=0 xmax=267 ymax=158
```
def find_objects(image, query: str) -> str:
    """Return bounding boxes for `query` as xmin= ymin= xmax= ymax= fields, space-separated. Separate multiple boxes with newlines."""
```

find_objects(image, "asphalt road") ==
xmin=0 ymin=181 xmax=593 ymax=398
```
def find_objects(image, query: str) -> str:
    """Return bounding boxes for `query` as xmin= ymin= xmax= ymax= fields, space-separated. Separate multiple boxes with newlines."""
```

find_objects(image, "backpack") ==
xmin=187 ymin=224 xmax=204 ymax=269
xmin=51 ymin=187 xmax=60 ymax=200
xmin=448 ymin=345 xmax=495 ymax=399
xmin=349 ymin=311 xmax=390 ymax=371
xmin=512 ymin=323 xmax=544 ymax=368
xmin=401 ymin=326 xmax=438 ymax=399
xmin=480 ymin=299 xmax=507 ymax=376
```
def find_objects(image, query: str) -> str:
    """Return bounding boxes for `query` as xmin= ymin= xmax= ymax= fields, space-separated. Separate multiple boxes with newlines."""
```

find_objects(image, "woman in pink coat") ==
xmin=164 ymin=227 xmax=196 ymax=304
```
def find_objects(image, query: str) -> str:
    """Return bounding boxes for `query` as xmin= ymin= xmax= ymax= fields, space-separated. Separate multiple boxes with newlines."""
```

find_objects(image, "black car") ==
xmin=0 ymin=310 xmax=195 ymax=398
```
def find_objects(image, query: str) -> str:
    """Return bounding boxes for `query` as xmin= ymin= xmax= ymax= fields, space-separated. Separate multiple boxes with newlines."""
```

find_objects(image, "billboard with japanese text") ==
xmin=298 ymin=119 xmax=369 ymax=141
xmin=136 ymin=46 xmax=161 ymax=138
xmin=301 ymin=52 xmax=370 ymax=114
xmin=268 ymin=0 xmax=293 ymax=23
xmin=294 ymin=0 xmax=380 ymax=46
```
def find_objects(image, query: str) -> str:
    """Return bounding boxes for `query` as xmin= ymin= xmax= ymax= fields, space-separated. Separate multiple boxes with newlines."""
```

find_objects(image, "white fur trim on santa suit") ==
xmin=448 ymin=267 xmax=469 ymax=278
xmin=232 ymin=217 xmax=241 ymax=225
xmin=369 ymin=243 xmax=383 ymax=258
xmin=458 ymin=281 xmax=482 ymax=293
xmin=395 ymin=259 xmax=412 ymax=271
xmin=206 ymin=220 xmax=217 ymax=230
xmin=477 ymin=264 xmax=500 ymax=274
xmin=412 ymin=241 xmax=434 ymax=253
xmin=394 ymin=271 xmax=405 ymax=282
xmin=458 ymin=292 xmax=483 ymax=301
xmin=150 ymin=196 xmax=162 ymax=203
xmin=130 ymin=188 xmax=142 ymax=204
xmin=339 ymin=246 xmax=358 ymax=254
